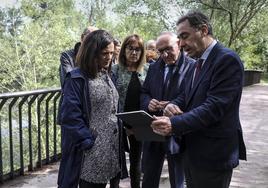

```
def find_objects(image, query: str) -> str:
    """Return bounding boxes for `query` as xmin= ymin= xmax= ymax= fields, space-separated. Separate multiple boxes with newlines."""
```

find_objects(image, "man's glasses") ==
xmin=157 ymin=41 xmax=177 ymax=55
xmin=126 ymin=46 xmax=142 ymax=53
xmin=157 ymin=46 xmax=173 ymax=55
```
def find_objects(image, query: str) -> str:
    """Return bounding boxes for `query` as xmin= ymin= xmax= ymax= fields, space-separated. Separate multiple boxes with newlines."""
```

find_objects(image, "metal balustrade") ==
xmin=0 ymin=88 xmax=61 ymax=182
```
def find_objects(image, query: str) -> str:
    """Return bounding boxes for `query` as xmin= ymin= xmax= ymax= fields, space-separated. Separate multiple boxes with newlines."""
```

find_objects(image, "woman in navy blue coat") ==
xmin=57 ymin=30 xmax=121 ymax=188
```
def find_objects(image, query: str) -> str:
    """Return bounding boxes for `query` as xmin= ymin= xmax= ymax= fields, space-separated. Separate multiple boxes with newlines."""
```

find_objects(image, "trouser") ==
xmin=142 ymin=142 xmax=184 ymax=188
xmin=184 ymin=155 xmax=233 ymax=188
xmin=109 ymin=173 xmax=121 ymax=188
xmin=128 ymin=134 xmax=142 ymax=188
xmin=79 ymin=179 xmax=106 ymax=188
xmin=79 ymin=173 xmax=120 ymax=188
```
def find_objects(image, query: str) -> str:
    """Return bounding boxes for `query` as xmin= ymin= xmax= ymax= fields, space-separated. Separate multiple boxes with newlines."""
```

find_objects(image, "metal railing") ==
xmin=0 ymin=88 xmax=61 ymax=182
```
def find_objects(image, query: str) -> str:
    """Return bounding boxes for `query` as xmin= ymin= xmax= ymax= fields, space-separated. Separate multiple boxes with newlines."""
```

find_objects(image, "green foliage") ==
xmin=0 ymin=0 xmax=87 ymax=92
xmin=177 ymin=0 xmax=268 ymax=71
xmin=234 ymin=9 xmax=268 ymax=71
xmin=261 ymin=72 xmax=268 ymax=83
xmin=0 ymin=0 xmax=268 ymax=94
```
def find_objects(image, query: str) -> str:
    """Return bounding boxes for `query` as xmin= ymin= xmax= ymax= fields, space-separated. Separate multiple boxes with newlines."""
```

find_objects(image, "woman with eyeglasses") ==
xmin=111 ymin=34 xmax=148 ymax=188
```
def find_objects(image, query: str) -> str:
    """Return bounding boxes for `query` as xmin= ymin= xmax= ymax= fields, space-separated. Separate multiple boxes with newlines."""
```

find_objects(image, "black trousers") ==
xmin=184 ymin=156 xmax=233 ymax=188
xmin=109 ymin=173 xmax=121 ymax=188
xmin=128 ymin=134 xmax=142 ymax=188
xmin=142 ymin=142 xmax=184 ymax=188
xmin=79 ymin=173 xmax=120 ymax=188
xmin=79 ymin=179 xmax=106 ymax=188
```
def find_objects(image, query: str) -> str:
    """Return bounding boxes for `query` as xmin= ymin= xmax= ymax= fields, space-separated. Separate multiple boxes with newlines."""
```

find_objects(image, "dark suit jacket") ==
xmin=59 ymin=42 xmax=81 ymax=87
xmin=170 ymin=43 xmax=247 ymax=171
xmin=140 ymin=53 xmax=194 ymax=156
xmin=140 ymin=52 xmax=195 ymax=116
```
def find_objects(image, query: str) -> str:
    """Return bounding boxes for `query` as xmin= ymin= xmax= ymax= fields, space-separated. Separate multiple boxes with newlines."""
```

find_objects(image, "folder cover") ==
xmin=116 ymin=110 xmax=165 ymax=142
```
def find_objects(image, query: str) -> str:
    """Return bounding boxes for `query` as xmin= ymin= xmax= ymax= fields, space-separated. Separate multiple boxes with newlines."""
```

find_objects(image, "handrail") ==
xmin=0 ymin=88 xmax=62 ymax=182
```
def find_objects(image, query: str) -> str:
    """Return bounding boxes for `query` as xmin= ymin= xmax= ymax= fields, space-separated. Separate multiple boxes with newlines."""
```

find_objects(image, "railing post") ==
xmin=45 ymin=92 xmax=56 ymax=164
xmin=53 ymin=92 xmax=61 ymax=161
xmin=0 ymin=99 xmax=8 ymax=183
xmin=28 ymin=95 xmax=38 ymax=171
xmin=37 ymin=94 xmax=48 ymax=168
xmin=18 ymin=96 xmax=29 ymax=175
xmin=8 ymin=97 xmax=19 ymax=179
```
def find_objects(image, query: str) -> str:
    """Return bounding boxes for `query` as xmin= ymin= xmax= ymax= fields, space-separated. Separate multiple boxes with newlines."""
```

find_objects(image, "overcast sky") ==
xmin=0 ymin=0 xmax=17 ymax=8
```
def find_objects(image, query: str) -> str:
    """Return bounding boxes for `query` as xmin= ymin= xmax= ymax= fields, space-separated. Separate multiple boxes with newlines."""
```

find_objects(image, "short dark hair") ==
xmin=76 ymin=30 xmax=114 ymax=79
xmin=176 ymin=11 xmax=213 ymax=36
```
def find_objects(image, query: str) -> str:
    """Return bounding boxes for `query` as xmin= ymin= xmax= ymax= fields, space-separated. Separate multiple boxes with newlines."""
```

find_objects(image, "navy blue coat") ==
xmin=57 ymin=69 xmax=96 ymax=188
xmin=170 ymin=43 xmax=247 ymax=170
xmin=140 ymin=52 xmax=194 ymax=116
xmin=140 ymin=53 xmax=194 ymax=156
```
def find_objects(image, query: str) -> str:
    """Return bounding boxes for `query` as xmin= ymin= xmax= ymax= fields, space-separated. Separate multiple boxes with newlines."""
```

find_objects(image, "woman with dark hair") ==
xmin=57 ymin=30 xmax=120 ymax=188
xmin=112 ymin=34 xmax=148 ymax=188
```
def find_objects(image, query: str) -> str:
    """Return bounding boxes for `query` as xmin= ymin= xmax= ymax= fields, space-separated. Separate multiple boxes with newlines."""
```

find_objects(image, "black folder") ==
xmin=116 ymin=110 xmax=165 ymax=142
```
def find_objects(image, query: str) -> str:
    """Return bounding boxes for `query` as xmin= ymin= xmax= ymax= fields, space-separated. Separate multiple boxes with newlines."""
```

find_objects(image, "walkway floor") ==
xmin=1 ymin=84 xmax=268 ymax=188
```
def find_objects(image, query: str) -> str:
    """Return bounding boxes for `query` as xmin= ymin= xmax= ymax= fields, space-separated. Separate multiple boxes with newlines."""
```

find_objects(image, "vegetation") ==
xmin=261 ymin=72 xmax=268 ymax=83
xmin=0 ymin=0 xmax=268 ymax=92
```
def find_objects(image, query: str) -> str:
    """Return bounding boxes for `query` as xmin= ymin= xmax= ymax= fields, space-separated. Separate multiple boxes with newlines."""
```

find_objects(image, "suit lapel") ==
xmin=185 ymin=43 xmax=221 ymax=106
xmin=158 ymin=60 xmax=165 ymax=99
xmin=165 ymin=57 xmax=183 ymax=99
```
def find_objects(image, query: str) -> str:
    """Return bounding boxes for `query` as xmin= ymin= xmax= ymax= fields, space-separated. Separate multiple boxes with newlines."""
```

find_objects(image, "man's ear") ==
xmin=200 ymin=24 xmax=209 ymax=37
xmin=176 ymin=38 xmax=180 ymax=46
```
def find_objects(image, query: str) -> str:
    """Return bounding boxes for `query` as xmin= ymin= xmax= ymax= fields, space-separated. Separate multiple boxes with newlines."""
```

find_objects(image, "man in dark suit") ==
xmin=141 ymin=32 xmax=194 ymax=188
xmin=59 ymin=26 xmax=98 ymax=87
xmin=151 ymin=11 xmax=247 ymax=188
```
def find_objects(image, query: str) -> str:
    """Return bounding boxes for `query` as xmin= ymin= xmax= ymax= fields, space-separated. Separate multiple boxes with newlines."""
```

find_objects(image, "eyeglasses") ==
xmin=157 ymin=41 xmax=177 ymax=55
xmin=126 ymin=46 xmax=142 ymax=53
xmin=157 ymin=46 xmax=173 ymax=55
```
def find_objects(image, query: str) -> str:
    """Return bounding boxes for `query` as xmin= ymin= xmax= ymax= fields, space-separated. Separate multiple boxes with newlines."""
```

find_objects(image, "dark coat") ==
xmin=140 ymin=53 xmax=194 ymax=155
xmin=57 ymin=68 xmax=96 ymax=188
xmin=170 ymin=43 xmax=247 ymax=171
xmin=140 ymin=52 xmax=195 ymax=116
xmin=59 ymin=42 xmax=81 ymax=87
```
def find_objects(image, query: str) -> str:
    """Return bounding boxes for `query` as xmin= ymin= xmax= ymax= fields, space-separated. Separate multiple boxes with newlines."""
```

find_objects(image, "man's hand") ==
xmin=158 ymin=101 xmax=169 ymax=110
xmin=151 ymin=116 xmax=172 ymax=136
xmin=163 ymin=103 xmax=183 ymax=117
xmin=148 ymin=99 xmax=160 ymax=112
xmin=148 ymin=99 xmax=169 ymax=112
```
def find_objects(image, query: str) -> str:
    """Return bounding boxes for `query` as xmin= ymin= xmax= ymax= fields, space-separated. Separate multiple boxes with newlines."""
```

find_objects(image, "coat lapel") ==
xmin=185 ymin=43 xmax=221 ymax=106
xmin=158 ymin=60 xmax=166 ymax=99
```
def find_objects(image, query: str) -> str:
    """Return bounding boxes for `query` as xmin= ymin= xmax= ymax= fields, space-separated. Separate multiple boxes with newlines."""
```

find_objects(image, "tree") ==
xmin=0 ymin=0 xmax=88 ymax=92
xmin=183 ymin=0 xmax=268 ymax=47
xmin=237 ymin=9 xmax=268 ymax=71
xmin=110 ymin=0 xmax=183 ymax=41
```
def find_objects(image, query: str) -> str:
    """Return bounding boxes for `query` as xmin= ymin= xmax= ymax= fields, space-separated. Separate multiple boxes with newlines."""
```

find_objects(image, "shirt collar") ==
xmin=200 ymin=39 xmax=217 ymax=62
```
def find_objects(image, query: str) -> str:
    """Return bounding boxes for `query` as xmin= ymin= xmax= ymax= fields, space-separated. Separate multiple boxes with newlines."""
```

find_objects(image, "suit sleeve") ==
xmin=170 ymin=85 xmax=186 ymax=111
xmin=60 ymin=75 xmax=95 ymax=150
xmin=171 ymin=53 xmax=244 ymax=135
